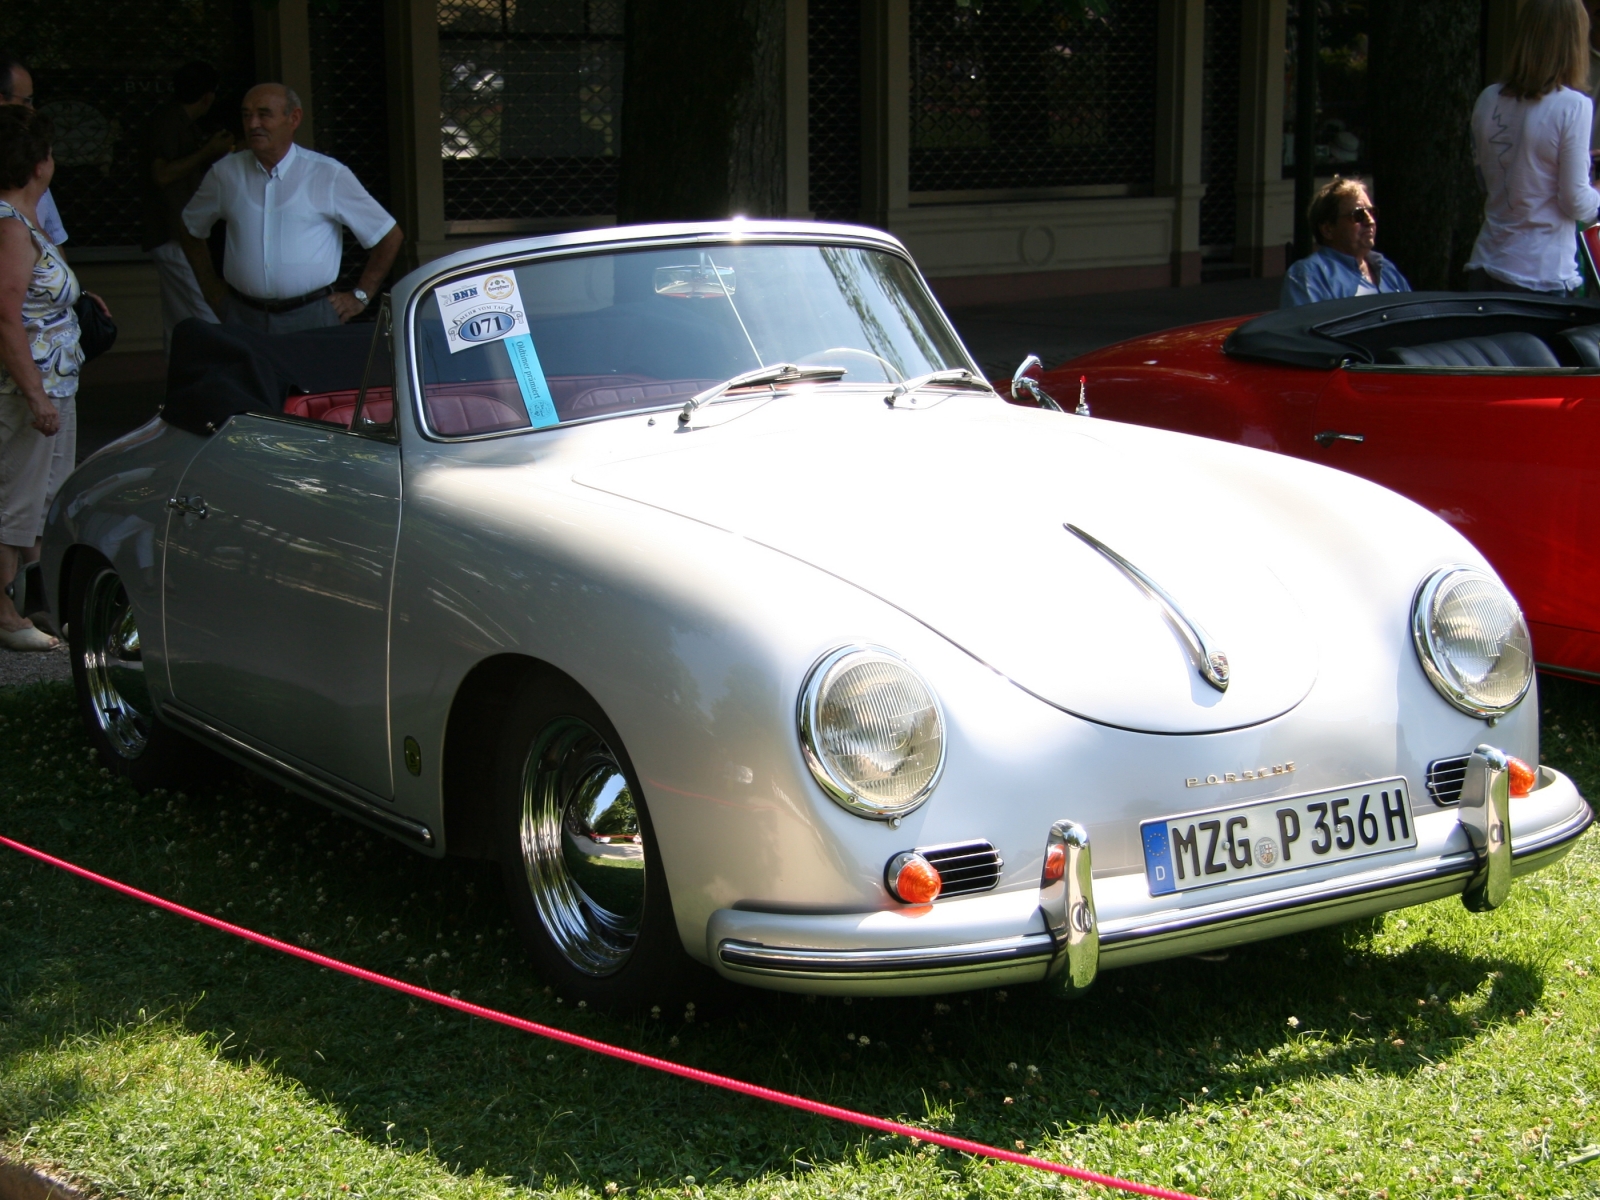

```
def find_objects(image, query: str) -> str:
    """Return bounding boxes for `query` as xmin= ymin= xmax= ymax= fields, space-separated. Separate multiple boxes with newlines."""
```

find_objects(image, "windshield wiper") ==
xmin=678 ymin=363 xmax=848 ymax=426
xmin=883 ymin=368 xmax=991 ymax=408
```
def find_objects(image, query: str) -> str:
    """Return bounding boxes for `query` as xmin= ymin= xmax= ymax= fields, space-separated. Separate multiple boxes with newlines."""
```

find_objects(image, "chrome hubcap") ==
xmin=81 ymin=567 xmax=151 ymax=759
xmin=520 ymin=717 xmax=646 ymax=976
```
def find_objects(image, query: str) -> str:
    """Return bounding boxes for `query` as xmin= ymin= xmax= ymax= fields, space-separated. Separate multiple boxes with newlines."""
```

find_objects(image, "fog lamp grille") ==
xmin=1427 ymin=755 xmax=1470 ymax=806
xmin=919 ymin=840 xmax=1002 ymax=896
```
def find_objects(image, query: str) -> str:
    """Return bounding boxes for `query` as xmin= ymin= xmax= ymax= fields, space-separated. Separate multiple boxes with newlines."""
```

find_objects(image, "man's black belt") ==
xmin=229 ymin=285 xmax=332 ymax=314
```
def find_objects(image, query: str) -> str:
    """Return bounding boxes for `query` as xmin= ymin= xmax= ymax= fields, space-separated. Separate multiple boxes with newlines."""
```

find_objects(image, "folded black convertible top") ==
xmin=162 ymin=318 xmax=375 ymax=435
xmin=1223 ymin=291 xmax=1600 ymax=370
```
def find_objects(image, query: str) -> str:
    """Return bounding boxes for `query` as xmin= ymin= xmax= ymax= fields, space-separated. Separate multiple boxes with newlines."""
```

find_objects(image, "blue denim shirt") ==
xmin=1280 ymin=246 xmax=1412 ymax=307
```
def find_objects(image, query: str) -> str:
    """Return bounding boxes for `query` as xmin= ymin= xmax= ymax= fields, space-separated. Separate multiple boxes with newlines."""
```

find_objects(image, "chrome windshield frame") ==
xmin=397 ymin=223 xmax=984 ymax=445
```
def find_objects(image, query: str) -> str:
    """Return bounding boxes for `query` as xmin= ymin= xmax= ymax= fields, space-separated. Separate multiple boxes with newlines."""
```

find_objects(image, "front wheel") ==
xmin=68 ymin=552 xmax=221 ymax=790
xmin=494 ymin=672 xmax=717 ymax=1009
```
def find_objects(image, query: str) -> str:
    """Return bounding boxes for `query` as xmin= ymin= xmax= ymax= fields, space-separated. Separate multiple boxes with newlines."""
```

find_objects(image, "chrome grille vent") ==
xmin=920 ymin=840 xmax=1002 ymax=896
xmin=1427 ymin=755 xmax=1470 ymax=806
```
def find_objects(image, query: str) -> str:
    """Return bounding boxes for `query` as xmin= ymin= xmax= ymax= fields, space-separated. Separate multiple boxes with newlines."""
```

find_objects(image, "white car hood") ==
xmin=574 ymin=397 xmax=1316 ymax=733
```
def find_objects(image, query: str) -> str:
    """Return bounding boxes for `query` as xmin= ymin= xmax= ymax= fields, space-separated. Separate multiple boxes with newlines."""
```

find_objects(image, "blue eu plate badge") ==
xmin=1142 ymin=822 xmax=1177 ymax=896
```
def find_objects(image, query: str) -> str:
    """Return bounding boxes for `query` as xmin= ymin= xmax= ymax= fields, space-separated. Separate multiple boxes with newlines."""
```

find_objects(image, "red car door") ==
xmin=1314 ymin=366 xmax=1600 ymax=676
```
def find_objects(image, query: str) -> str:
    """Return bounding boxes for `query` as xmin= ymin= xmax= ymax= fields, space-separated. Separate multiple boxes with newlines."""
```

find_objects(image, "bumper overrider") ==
xmin=708 ymin=748 xmax=1593 ymax=997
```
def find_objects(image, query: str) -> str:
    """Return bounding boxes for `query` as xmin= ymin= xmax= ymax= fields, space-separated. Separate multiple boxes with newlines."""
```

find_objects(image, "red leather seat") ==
xmin=418 ymin=379 xmax=526 ymax=435
xmin=563 ymin=378 xmax=720 ymax=415
xmin=282 ymin=387 xmax=394 ymax=429
xmin=426 ymin=392 xmax=528 ymax=436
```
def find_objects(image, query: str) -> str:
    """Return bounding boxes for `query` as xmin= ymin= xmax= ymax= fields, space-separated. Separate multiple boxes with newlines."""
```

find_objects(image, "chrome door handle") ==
xmin=167 ymin=494 xmax=208 ymax=518
xmin=1314 ymin=430 xmax=1365 ymax=447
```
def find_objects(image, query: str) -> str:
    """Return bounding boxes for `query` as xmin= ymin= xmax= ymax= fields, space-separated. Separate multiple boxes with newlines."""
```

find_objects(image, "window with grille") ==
xmin=15 ymin=0 xmax=254 ymax=254
xmin=807 ymin=0 xmax=862 ymax=222
xmin=439 ymin=0 xmax=624 ymax=229
xmin=1200 ymin=0 xmax=1242 ymax=254
xmin=908 ymin=0 xmax=1158 ymax=198
xmin=310 ymin=0 xmax=394 ymax=293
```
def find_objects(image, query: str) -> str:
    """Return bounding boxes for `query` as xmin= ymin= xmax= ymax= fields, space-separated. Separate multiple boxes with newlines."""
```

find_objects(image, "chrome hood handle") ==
xmin=1065 ymin=523 xmax=1230 ymax=692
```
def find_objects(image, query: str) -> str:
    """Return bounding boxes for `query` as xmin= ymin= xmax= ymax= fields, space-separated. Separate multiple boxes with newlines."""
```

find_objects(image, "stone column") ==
xmin=1234 ymin=0 xmax=1291 ymax=277
xmin=386 ymin=0 xmax=446 ymax=270
xmin=860 ymin=0 xmax=909 ymax=230
xmin=786 ymin=0 xmax=811 ymax=216
xmin=1155 ymin=0 xmax=1207 ymax=286
xmin=254 ymin=0 xmax=317 ymax=147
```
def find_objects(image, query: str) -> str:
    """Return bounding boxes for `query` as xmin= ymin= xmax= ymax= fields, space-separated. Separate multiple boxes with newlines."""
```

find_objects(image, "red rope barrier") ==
xmin=0 ymin=832 xmax=1201 ymax=1200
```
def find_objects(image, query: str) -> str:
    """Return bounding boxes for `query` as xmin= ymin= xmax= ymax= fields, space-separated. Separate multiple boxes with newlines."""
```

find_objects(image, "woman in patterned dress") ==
xmin=0 ymin=105 xmax=108 ymax=650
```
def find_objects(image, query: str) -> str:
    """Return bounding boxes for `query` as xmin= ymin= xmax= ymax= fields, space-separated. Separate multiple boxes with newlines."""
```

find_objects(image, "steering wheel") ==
xmin=795 ymin=347 xmax=903 ymax=384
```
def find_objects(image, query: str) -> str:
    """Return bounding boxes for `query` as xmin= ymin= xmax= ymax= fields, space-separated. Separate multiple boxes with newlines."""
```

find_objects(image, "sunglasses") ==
xmin=1341 ymin=205 xmax=1377 ymax=224
xmin=0 ymin=92 xmax=34 ymax=108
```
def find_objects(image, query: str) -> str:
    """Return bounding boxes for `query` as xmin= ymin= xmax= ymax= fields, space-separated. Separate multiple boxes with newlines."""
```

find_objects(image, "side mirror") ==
xmin=1010 ymin=354 xmax=1063 ymax=412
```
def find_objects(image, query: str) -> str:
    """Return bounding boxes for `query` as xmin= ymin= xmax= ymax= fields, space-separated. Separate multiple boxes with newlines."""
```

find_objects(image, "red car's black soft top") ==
xmin=1223 ymin=291 xmax=1600 ymax=371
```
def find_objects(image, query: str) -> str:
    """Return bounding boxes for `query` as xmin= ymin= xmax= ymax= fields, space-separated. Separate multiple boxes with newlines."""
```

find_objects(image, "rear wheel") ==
xmin=69 ymin=553 xmax=221 ymax=790
xmin=494 ymin=672 xmax=717 ymax=1009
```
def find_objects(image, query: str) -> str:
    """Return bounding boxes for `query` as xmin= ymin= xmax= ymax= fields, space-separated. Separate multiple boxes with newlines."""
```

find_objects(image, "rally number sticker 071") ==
xmin=434 ymin=271 xmax=527 ymax=354
xmin=431 ymin=270 xmax=558 ymax=428
xmin=1140 ymin=777 xmax=1416 ymax=896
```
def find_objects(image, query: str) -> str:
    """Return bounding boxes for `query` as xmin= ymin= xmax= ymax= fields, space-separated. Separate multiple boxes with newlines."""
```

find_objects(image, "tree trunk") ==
xmin=1368 ymin=0 xmax=1483 ymax=290
xmin=617 ymin=0 xmax=787 ymax=223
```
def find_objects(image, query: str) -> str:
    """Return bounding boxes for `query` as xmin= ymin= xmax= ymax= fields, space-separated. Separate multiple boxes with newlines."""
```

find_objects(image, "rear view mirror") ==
xmin=1011 ymin=354 xmax=1062 ymax=412
xmin=654 ymin=264 xmax=736 ymax=299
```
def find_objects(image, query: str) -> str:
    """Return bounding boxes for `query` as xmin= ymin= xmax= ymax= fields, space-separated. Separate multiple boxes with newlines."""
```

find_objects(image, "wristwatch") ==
xmin=352 ymin=288 xmax=370 ymax=308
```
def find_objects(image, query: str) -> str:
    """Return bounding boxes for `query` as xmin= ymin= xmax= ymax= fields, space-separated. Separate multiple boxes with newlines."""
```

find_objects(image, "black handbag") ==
xmin=74 ymin=292 xmax=117 ymax=362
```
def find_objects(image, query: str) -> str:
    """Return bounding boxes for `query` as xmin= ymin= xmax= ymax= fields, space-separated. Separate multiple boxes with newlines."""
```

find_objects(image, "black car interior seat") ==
xmin=1558 ymin=323 xmax=1600 ymax=367
xmin=1388 ymin=331 xmax=1561 ymax=368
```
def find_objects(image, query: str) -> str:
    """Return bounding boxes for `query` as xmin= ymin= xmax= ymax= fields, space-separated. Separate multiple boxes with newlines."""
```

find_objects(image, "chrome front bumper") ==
xmin=707 ymin=758 xmax=1591 ymax=997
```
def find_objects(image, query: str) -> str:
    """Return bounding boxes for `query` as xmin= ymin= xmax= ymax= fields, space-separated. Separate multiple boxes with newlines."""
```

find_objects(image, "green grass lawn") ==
xmin=1 ymin=677 xmax=1598 ymax=1199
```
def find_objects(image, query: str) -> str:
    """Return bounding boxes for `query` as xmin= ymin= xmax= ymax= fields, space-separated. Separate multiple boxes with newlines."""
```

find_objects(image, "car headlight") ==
xmin=798 ymin=646 xmax=945 ymax=819
xmin=1412 ymin=566 xmax=1533 ymax=718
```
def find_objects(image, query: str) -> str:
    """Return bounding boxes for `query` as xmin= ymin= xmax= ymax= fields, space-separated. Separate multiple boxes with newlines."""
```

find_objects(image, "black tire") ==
xmin=493 ymin=669 xmax=721 ymax=1010
xmin=68 ymin=551 xmax=223 ymax=791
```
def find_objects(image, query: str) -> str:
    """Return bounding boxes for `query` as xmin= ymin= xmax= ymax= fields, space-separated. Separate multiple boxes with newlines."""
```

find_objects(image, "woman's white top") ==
xmin=1467 ymin=84 xmax=1600 ymax=292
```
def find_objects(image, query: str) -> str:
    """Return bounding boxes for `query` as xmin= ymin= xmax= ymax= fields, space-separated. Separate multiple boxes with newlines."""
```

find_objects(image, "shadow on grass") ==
xmin=0 ymin=682 xmax=1561 ymax=1190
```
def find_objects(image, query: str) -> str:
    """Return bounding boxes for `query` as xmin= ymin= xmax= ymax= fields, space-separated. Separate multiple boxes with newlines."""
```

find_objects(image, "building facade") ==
xmin=31 ymin=0 xmax=1312 ymax=354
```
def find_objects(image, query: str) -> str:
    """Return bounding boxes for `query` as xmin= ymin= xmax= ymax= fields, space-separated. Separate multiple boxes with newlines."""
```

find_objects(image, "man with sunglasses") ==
xmin=0 ymin=53 xmax=66 ymax=247
xmin=1281 ymin=178 xmax=1411 ymax=307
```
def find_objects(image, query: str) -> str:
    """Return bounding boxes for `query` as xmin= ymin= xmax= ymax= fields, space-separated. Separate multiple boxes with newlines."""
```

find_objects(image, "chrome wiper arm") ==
xmin=884 ymin=368 xmax=991 ymax=407
xmin=1064 ymin=523 xmax=1230 ymax=692
xmin=678 ymin=363 xmax=847 ymax=427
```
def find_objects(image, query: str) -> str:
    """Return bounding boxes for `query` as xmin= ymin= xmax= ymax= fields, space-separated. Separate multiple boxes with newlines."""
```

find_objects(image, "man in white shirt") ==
xmin=0 ymin=54 xmax=67 ymax=245
xmin=183 ymin=83 xmax=404 ymax=332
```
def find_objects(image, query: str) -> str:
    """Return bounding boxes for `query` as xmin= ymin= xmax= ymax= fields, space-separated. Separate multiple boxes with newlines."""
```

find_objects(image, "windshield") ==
xmin=411 ymin=242 xmax=971 ymax=437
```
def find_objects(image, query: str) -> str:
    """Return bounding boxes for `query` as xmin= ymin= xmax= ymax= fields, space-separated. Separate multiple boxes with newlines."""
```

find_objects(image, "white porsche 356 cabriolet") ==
xmin=44 ymin=222 xmax=1590 ymax=1006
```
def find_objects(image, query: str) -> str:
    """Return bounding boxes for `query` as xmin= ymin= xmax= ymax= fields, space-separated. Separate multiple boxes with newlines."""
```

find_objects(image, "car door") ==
xmin=1314 ymin=364 xmax=1600 ymax=670
xmin=162 ymin=319 xmax=400 ymax=799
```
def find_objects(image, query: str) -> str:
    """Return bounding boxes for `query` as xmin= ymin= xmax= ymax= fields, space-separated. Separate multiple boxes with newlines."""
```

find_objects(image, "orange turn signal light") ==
xmin=1042 ymin=843 xmax=1067 ymax=884
xmin=1507 ymin=755 xmax=1536 ymax=798
xmin=886 ymin=852 xmax=942 ymax=904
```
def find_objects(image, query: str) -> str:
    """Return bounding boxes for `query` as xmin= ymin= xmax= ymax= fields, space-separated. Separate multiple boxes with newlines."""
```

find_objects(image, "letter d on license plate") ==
xmin=1141 ymin=777 xmax=1415 ymax=896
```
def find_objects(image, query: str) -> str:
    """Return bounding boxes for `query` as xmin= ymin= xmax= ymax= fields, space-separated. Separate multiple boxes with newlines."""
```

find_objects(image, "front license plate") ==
xmin=1141 ymin=777 xmax=1416 ymax=896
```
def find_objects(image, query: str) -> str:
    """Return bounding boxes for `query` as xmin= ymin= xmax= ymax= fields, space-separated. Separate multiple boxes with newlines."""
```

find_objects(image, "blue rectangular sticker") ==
xmin=1141 ymin=821 xmax=1177 ymax=896
xmin=504 ymin=333 xmax=558 ymax=428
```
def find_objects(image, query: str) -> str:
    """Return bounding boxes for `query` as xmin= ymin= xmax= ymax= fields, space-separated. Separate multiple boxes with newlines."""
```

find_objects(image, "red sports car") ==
xmin=1012 ymin=292 xmax=1600 ymax=681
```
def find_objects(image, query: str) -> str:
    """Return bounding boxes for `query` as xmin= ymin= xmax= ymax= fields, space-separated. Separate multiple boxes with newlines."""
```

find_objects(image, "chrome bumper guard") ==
xmin=1039 ymin=819 xmax=1099 ymax=997
xmin=1459 ymin=744 xmax=1512 ymax=912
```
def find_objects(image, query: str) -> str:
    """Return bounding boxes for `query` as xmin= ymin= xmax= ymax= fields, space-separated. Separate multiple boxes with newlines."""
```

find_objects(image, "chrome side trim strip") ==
xmin=1065 ymin=524 xmax=1230 ymax=691
xmin=718 ymin=932 xmax=1055 ymax=977
xmin=159 ymin=703 xmax=434 ymax=848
